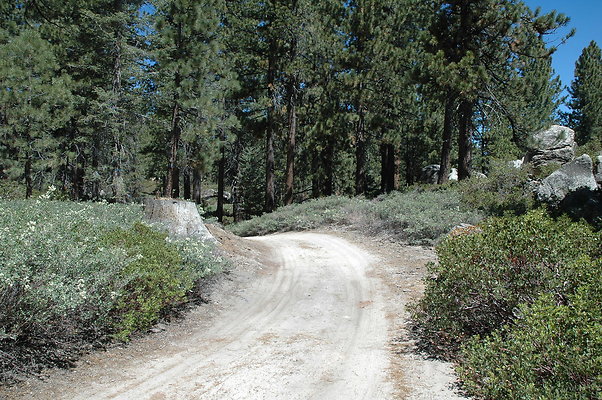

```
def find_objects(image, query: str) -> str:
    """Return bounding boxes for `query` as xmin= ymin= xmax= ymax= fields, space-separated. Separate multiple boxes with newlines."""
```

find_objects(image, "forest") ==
xmin=1 ymin=0 xmax=600 ymax=221
xmin=2 ymin=1 xmax=602 ymax=397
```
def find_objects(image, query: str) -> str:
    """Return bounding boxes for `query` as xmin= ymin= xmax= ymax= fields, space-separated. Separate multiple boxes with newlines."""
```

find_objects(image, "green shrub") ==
xmin=412 ymin=209 xmax=600 ymax=358
xmin=459 ymin=257 xmax=602 ymax=399
xmin=101 ymin=223 xmax=192 ymax=341
xmin=229 ymin=190 xmax=484 ymax=245
xmin=458 ymin=161 xmax=534 ymax=216
xmin=0 ymin=200 xmax=224 ymax=382
xmin=576 ymin=141 xmax=602 ymax=160
xmin=229 ymin=196 xmax=350 ymax=237
xmin=353 ymin=189 xmax=484 ymax=244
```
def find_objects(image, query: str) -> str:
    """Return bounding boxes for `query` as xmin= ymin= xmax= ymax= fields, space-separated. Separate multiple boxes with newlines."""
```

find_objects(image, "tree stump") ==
xmin=143 ymin=198 xmax=217 ymax=243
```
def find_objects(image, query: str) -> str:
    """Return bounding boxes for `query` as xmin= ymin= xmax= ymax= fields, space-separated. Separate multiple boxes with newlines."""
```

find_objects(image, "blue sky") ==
xmin=523 ymin=0 xmax=602 ymax=100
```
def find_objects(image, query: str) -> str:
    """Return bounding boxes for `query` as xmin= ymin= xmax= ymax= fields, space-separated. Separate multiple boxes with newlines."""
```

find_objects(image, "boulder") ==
xmin=525 ymin=125 xmax=576 ymax=168
xmin=201 ymin=189 xmax=232 ymax=202
xmin=534 ymin=155 xmax=598 ymax=204
xmin=420 ymin=164 xmax=440 ymax=184
xmin=508 ymin=158 xmax=524 ymax=169
xmin=448 ymin=168 xmax=458 ymax=181
xmin=420 ymin=165 xmax=458 ymax=183
xmin=143 ymin=198 xmax=217 ymax=243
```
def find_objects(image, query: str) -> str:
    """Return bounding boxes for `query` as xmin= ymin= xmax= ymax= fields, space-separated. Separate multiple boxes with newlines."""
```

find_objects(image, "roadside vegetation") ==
xmin=229 ymin=188 xmax=484 ymax=245
xmin=231 ymin=166 xmax=601 ymax=399
xmin=413 ymin=209 xmax=601 ymax=398
xmin=0 ymin=199 xmax=224 ymax=383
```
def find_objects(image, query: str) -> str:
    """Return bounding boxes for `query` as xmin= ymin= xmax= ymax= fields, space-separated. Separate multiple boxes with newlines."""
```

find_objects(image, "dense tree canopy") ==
xmin=1 ymin=0 xmax=595 ymax=220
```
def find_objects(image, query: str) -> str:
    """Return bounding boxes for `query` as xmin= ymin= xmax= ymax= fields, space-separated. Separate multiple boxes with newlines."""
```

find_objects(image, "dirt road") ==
xmin=2 ymin=231 xmax=464 ymax=399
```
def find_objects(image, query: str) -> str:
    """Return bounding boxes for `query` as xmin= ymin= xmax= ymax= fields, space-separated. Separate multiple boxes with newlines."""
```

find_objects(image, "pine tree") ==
xmin=424 ymin=0 xmax=571 ymax=180
xmin=15 ymin=0 xmax=147 ymax=200
xmin=568 ymin=41 xmax=602 ymax=146
xmin=343 ymin=0 xmax=394 ymax=195
xmin=152 ymin=0 xmax=235 ymax=198
xmin=0 ymin=28 xmax=74 ymax=197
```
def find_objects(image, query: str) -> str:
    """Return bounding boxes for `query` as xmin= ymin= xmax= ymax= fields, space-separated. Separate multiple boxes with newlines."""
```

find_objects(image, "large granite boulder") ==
xmin=143 ymin=198 xmax=217 ymax=243
xmin=525 ymin=125 xmax=576 ymax=168
xmin=535 ymin=155 xmax=598 ymax=204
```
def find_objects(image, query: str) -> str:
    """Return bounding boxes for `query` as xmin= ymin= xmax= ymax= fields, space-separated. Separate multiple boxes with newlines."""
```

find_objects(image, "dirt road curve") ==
xmin=2 ymin=231 xmax=464 ymax=400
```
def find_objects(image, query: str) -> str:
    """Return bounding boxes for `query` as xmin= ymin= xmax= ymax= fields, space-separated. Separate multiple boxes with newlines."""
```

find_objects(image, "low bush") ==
xmin=459 ymin=257 xmax=602 ymax=399
xmin=229 ymin=196 xmax=350 ymax=237
xmin=353 ymin=189 xmax=484 ymax=244
xmin=411 ymin=209 xmax=600 ymax=358
xmin=230 ymin=189 xmax=484 ymax=245
xmin=102 ymin=224 xmax=191 ymax=340
xmin=457 ymin=161 xmax=534 ymax=216
xmin=0 ymin=200 xmax=223 ymax=382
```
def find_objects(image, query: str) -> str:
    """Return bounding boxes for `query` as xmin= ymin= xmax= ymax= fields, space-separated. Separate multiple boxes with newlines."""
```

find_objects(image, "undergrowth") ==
xmin=411 ymin=209 xmax=601 ymax=398
xmin=229 ymin=189 xmax=484 ymax=245
xmin=0 ymin=200 xmax=223 ymax=383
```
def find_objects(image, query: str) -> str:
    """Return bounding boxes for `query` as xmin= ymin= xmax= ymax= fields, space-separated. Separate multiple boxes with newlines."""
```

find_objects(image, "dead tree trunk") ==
xmin=143 ymin=198 xmax=216 ymax=243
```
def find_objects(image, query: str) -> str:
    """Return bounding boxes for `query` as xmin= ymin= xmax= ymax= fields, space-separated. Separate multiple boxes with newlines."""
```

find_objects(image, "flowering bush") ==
xmin=0 ymin=200 xmax=224 ymax=382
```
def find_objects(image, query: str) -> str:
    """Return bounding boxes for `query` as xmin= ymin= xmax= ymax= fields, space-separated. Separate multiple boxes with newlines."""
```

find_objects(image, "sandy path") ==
xmin=2 ymin=231 xmax=464 ymax=400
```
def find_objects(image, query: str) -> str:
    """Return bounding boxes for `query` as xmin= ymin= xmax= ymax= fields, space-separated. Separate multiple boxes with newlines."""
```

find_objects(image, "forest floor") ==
xmin=0 ymin=227 xmax=466 ymax=399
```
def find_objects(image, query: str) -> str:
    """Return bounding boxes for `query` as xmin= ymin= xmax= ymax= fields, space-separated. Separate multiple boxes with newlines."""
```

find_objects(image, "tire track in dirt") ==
xmin=65 ymin=232 xmax=392 ymax=400
xmin=1 ymin=231 xmax=465 ymax=400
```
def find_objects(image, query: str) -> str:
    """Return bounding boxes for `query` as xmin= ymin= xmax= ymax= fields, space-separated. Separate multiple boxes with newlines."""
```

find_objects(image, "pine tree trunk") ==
xmin=380 ymin=142 xmax=395 ymax=193
xmin=172 ymin=166 xmax=180 ymax=198
xmin=380 ymin=143 xmax=388 ymax=193
xmin=355 ymin=108 xmax=367 ymax=196
xmin=458 ymin=100 xmax=473 ymax=180
xmin=183 ymin=169 xmax=191 ymax=200
xmin=165 ymin=100 xmax=181 ymax=198
xmin=166 ymin=21 xmax=182 ymax=199
xmin=217 ymin=137 xmax=226 ymax=222
xmin=24 ymin=156 xmax=32 ymax=199
xmin=284 ymin=81 xmax=297 ymax=206
xmin=324 ymin=135 xmax=335 ymax=196
xmin=232 ymin=139 xmax=242 ymax=223
xmin=457 ymin=2 xmax=473 ymax=181
xmin=394 ymin=145 xmax=401 ymax=190
xmin=264 ymin=42 xmax=276 ymax=213
xmin=438 ymin=95 xmax=455 ymax=184
xmin=404 ymin=135 xmax=415 ymax=185
xmin=192 ymin=167 xmax=202 ymax=204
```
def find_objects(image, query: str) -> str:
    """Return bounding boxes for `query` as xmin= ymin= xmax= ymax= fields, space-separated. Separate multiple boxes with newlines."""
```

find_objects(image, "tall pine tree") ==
xmin=568 ymin=40 xmax=602 ymax=146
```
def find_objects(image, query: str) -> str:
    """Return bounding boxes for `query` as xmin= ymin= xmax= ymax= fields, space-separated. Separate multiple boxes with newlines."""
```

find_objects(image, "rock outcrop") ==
xmin=534 ymin=155 xmax=598 ymax=204
xmin=143 ymin=198 xmax=217 ymax=243
xmin=525 ymin=125 xmax=576 ymax=168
